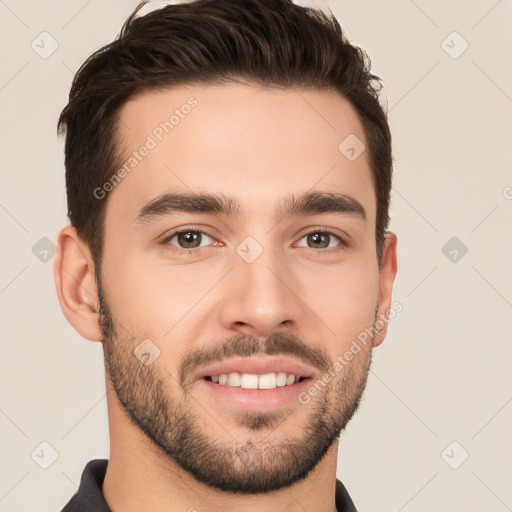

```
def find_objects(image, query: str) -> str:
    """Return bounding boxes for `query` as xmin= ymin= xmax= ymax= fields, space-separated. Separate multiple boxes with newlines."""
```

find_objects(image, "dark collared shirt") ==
xmin=60 ymin=459 xmax=357 ymax=511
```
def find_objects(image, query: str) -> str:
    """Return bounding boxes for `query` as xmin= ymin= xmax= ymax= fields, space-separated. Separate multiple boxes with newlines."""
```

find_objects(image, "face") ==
xmin=96 ymin=83 xmax=395 ymax=493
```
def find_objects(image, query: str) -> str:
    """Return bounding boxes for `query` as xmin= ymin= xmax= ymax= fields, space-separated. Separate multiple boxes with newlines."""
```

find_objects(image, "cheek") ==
xmin=306 ymin=262 xmax=379 ymax=345
xmin=101 ymin=247 xmax=215 ymax=337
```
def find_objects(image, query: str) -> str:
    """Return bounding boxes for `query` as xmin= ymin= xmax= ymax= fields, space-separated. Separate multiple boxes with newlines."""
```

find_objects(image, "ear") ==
xmin=373 ymin=232 xmax=398 ymax=347
xmin=53 ymin=225 xmax=103 ymax=342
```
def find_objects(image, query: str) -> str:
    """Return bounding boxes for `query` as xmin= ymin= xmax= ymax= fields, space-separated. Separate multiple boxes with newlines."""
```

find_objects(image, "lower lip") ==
xmin=197 ymin=378 xmax=312 ymax=412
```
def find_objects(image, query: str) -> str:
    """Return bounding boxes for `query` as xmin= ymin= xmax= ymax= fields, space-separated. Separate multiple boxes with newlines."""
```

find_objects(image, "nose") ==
xmin=218 ymin=247 xmax=303 ymax=338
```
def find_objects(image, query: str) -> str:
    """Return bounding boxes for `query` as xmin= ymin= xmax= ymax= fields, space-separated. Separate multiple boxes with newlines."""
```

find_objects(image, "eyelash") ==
xmin=160 ymin=227 xmax=347 ymax=257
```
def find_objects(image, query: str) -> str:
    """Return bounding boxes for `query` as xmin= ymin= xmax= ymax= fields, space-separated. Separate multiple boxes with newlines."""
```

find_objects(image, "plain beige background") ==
xmin=0 ymin=1 xmax=511 ymax=511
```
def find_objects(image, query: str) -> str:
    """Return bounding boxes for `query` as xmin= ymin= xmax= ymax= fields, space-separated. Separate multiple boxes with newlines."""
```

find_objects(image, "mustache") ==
xmin=179 ymin=332 xmax=331 ymax=387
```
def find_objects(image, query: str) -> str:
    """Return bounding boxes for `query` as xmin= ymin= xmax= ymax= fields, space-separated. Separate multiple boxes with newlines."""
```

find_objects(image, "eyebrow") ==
xmin=133 ymin=190 xmax=366 ymax=225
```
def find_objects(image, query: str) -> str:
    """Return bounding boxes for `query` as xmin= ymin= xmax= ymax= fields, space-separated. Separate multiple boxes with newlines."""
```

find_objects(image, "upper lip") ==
xmin=194 ymin=356 xmax=317 ymax=381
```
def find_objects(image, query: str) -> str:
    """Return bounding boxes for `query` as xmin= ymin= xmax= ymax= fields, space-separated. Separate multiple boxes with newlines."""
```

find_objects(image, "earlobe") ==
xmin=53 ymin=226 xmax=103 ymax=342
xmin=374 ymin=232 xmax=398 ymax=347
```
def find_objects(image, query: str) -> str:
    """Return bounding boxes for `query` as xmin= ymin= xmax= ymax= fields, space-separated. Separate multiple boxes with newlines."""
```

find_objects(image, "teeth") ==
xmin=241 ymin=373 xmax=259 ymax=389
xmin=211 ymin=372 xmax=300 ymax=389
xmin=258 ymin=373 xmax=276 ymax=389
xmin=227 ymin=372 xmax=241 ymax=386
xmin=276 ymin=372 xmax=287 ymax=387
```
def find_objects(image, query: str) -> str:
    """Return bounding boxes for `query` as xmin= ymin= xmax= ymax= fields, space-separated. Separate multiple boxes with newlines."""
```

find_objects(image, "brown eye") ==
xmin=307 ymin=232 xmax=330 ymax=249
xmin=165 ymin=230 xmax=214 ymax=250
xmin=297 ymin=231 xmax=343 ymax=250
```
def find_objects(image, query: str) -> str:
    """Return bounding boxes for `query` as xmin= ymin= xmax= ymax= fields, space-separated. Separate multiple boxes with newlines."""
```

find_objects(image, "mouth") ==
xmin=194 ymin=357 xmax=315 ymax=411
xmin=195 ymin=356 xmax=315 ymax=385
xmin=204 ymin=372 xmax=309 ymax=389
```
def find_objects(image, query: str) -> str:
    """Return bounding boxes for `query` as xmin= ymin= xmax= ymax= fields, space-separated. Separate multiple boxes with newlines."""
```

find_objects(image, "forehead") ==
xmin=107 ymin=83 xmax=375 ymax=225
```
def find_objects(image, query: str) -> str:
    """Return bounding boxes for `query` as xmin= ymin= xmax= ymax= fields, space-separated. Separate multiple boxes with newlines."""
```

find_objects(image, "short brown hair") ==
xmin=58 ymin=0 xmax=392 ymax=266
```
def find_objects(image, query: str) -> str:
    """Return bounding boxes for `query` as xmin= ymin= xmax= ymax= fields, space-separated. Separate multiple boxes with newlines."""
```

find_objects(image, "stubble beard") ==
xmin=97 ymin=272 xmax=375 ymax=494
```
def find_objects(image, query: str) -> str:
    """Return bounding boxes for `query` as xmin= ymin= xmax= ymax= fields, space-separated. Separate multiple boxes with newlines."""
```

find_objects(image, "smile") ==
xmin=206 ymin=372 xmax=307 ymax=389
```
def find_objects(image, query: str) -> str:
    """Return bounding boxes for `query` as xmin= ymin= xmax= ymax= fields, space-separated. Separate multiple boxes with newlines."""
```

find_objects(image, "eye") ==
xmin=162 ymin=229 xmax=215 ymax=251
xmin=160 ymin=227 xmax=346 ymax=256
xmin=296 ymin=230 xmax=344 ymax=251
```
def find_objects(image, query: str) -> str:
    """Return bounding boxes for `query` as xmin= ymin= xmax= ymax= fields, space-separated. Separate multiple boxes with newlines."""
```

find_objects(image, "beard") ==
xmin=96 ymin=269 xmax=375 ymax=494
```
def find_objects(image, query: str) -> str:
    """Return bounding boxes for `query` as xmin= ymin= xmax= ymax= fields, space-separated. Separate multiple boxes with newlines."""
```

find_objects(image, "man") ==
xmin=54 ymin=0 xmax=397 ymax=510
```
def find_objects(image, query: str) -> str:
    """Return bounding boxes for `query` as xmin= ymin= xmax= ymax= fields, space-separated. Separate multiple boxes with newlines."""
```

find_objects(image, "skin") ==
xmin=54 ymin=83 xmax=397 ymax=512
